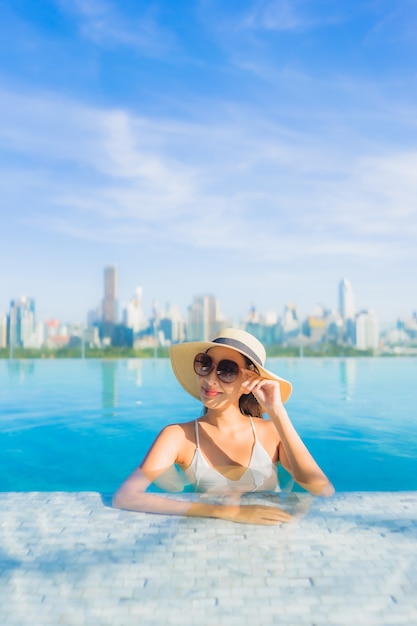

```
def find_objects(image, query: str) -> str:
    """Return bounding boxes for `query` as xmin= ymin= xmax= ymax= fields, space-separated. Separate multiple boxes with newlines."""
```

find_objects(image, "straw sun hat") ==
xmin=169 ymin=328 xmax=292 ymax=404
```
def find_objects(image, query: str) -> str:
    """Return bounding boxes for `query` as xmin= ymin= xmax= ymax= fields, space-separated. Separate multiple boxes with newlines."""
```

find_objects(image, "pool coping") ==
xmin=1 ymin=490 xmax=417 ymax=625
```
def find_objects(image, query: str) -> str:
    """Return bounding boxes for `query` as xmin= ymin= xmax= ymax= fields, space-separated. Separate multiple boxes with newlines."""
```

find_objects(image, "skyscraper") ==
xmin=8 ymin=296 xmax=36 ymax=347
xmin=339 ymin=278 xmax=356 ymax=344
xmin=0 ymin=313 xmax=7 ymax=348
xmin=102 ymin=266 xmax=118 ymax=340
xmin=123 ymin=287 xmax=147 ymax=334
xmin=187 ymin=295 xmax=221 ymax=341
xmin=103 ymin=266 xmax=118 ymax=325
xmin=356 ymin=310 xmax=379 ymax=351
xmin=339 ymin=278 xmax=355 ymax=320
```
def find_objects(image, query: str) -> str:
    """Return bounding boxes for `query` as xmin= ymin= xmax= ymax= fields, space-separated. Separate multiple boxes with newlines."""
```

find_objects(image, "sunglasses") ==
xmin=193 ymin=353 xmax=241 ymax=383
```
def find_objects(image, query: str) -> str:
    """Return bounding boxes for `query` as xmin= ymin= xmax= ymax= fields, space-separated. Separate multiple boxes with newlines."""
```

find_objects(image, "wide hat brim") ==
xmin=169 ymin=339 xmax=292 ymax=404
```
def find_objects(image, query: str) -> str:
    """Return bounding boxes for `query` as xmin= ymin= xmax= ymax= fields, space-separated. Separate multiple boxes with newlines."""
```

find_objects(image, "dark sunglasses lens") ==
xmin=194 ymin=353 xmax=213 ymax=376
xmin=217 ymin=360 xmax=239 ymax=383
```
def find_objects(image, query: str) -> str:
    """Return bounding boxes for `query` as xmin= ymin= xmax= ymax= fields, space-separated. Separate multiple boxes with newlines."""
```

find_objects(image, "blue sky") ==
xmin=1 ymin=0 xmax=416 ymax=326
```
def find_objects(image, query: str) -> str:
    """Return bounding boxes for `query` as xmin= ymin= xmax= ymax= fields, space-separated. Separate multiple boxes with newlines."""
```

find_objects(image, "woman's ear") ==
xmin=239 ymin=375 xmax=251 ymax=395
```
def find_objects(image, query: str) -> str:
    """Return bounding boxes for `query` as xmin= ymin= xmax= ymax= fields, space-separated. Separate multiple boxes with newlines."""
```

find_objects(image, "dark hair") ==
xmin=239 ymin=356 xmax=263 ymax=418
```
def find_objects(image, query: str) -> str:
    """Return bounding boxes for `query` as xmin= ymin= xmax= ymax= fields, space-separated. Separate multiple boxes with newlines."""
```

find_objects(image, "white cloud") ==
xmin=236 ymin=0 xmax=345 ymax=33
xmin=364 ymin=1 xmax=417 ymax=48
xmin=54 ymin=0 xmax=177 ymax=55
xmin=1 ymin=85 xmax=417 ymax=271
xmin=241 ymin=0 xmax=302 ymax=31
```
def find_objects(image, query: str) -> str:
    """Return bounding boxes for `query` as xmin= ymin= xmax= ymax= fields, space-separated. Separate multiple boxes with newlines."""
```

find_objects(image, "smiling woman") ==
xmin=112 ymin=328 xmax=334 ymax=525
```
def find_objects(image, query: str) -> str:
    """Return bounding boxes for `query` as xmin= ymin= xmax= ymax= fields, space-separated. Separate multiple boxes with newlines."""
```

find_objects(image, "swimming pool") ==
xmin=1 ymin=357 xmax=416 ymax=493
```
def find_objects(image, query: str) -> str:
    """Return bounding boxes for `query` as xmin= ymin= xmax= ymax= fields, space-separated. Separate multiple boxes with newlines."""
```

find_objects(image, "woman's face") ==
xmin=195 ymin=346 xmax=249 ymax=410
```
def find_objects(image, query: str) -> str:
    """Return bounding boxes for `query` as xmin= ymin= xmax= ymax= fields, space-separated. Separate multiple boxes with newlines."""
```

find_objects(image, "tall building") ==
xmin=339 ymin=278 xmax=356 ymax=344
xmin=8 ymin=296 xmax=36 ymax=347
xmin=339 ymin=278 xmax=355 ymax=320
xmin=281 ymin=302 xmax=299 ymax=339
xmin=123 ymin=287 xmax=147 ymax=334
xmin=101 ymin=265 xmax=118 ymax=342
xmin=356 ymin=310 xmax=379 ymax=351
xmin=0 ymin=313 xmax=7 ymax=348
xmin=187 ymin=295 xmax=222 ymax=341
xmin=325 ymin=310 xmax=344 ymax=344
xmin=159 ymin=303 xmax=185 ymax=344
xmin=103 ymin=266 xmax=118 ymax=325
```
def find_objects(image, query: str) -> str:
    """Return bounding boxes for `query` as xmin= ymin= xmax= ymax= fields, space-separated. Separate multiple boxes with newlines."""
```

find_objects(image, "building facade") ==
xmin=8 ymin=296 xmax=36 ymax=348
xmin=356 ymin=310 xmax=380 ymax=350
xmin=187 ymin=295 xmax=222 ymax=341
xmin=102 ymin=266 xmax=118 ymax=339
xmin=339 ymin=278 xmax=356 ymax=344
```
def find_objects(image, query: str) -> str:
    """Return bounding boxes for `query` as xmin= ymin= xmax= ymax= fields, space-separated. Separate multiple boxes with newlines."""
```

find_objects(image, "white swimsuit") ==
xmin=184 ymin=417 xmax=279 ymax=494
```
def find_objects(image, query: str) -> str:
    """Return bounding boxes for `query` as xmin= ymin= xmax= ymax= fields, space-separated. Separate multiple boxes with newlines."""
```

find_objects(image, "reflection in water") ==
xmin=150 ymin=465 xmax=193 ymax=493
xmin=127 ymin=359 xmax=143 ymax=387
xmin=8 ymin=359 xmax=35 ymax=381
xmin=101 ymin=361 xmax=118 ymax=409
xmin=149 ymin=463 xmax=295 ymax=495
xmin=148 ymin=465 xmax=314 ymax=521
xmin=339 ymin=359 xmax=356 ymax=401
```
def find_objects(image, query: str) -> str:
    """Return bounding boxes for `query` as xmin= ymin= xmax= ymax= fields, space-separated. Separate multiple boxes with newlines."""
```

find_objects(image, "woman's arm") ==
xmin=112 ymin=424 xmax=193 ymax=514
xmin=112 ymin=424 xmax=292 ymax=524
xmin=245 ymin=377 xmax=335 ymax=497
xmin=113 ymin=469 xmax=291 ymax=523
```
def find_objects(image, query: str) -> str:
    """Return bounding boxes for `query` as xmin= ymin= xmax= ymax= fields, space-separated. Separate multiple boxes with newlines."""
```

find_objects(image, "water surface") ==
xmin=1 ymin=358 xmax=416 ymax=492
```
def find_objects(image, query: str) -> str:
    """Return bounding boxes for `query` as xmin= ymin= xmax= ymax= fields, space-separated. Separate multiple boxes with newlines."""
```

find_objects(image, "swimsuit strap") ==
xmin=194 ymin=419 xmax=200 ymax=448
xmin=248 ymin=416 xmax=257 ymax=442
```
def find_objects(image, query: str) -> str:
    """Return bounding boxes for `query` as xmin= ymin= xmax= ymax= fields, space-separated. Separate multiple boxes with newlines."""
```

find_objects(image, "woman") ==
xmin=112 ymin=328 xmax=334 ymax=525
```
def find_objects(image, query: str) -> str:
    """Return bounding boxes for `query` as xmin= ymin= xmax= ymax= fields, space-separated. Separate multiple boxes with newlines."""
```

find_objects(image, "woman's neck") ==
xmin=203 ymin=406 xmax=249 ymax=432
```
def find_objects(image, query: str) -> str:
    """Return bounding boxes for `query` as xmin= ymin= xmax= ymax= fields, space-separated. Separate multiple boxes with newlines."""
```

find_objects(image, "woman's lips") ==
xmin=202 ymin=386 xmax=220 ymax=398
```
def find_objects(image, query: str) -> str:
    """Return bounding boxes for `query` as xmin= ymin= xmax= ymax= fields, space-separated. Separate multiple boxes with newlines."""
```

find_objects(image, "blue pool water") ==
xmin=1 ymin=357 xmax=417 ymax=493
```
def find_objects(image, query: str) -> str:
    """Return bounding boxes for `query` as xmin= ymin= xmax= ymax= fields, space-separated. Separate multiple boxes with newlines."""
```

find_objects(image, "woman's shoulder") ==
xmin=160 ymin=419 xmax=197 ymax=439
xmin=156 ymin=420 xmax=198 ymax=466
xmin=254 ymin=417 xmax=280 ymax=440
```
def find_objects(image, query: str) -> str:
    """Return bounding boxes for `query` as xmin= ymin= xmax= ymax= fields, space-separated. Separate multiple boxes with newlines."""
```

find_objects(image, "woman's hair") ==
xmin=239 ymin=356 xmax=263 ymax=419
xmin=202 ymin=354 xmax=264 ymax=419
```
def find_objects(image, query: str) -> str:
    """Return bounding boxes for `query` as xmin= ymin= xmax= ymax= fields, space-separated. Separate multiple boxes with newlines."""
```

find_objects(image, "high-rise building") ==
xmin=356 ymin=310 xmax=379 ymax=351
xmin=8 ymin=296 xmax=36 ymax=347
xmin=339 ymin=278 xmax=355 ymax=320
xmin=159 ymin=303 xmax=185 ymax=344
xmin=103 ymin=266 xmax=118 ymax=325
xmin=325 ymin=310 xmax=344 ymax=344
xmin=187 ymin=295 xmax=222 ymax=341
xmin=100 ymin=265 xmax=118 ymax=342
xmin=281 ymin=302 xmax=299 ymax=338
xmin=123 ymin=287 xmax=147 ymax=334
xmin=0 ymin=313 xmax=7 ymax=348
xmin=339 ymin=278 xmax=356 ymax=344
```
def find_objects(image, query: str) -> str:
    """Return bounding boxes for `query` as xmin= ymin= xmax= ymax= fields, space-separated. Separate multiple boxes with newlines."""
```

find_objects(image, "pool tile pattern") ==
xmin=1 ymin=491 xmax=417 ymax=625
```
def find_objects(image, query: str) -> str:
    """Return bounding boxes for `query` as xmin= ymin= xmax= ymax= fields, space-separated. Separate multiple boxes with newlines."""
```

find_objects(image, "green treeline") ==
xmin=0 ymin=344 xmax=376 ymax=359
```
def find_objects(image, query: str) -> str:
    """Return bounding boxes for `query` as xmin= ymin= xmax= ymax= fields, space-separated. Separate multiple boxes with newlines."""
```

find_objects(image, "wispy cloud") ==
xmin=54 ymin=0 xmax=177 ymax=55
xmin=240 ymin=0 xmax=304 ymax=32
xmin=237 ymin=0 xmax=345 ymax=32
xmin=2 ymin=84 xmax=416 ymax=271
xmin=364 ymin=0 xmax=417 ymax=48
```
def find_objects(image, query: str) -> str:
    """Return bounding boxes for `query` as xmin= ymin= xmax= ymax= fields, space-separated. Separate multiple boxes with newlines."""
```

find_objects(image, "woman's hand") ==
xmin=242 ymin=373 xmax=285 ymax=415
xmin=217 ymin=504 xmax=292 ymax=525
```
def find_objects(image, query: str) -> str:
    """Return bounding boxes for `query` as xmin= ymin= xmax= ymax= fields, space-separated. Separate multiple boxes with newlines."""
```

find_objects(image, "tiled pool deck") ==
xmin=1 ymin=491 xmax=416 ymax=626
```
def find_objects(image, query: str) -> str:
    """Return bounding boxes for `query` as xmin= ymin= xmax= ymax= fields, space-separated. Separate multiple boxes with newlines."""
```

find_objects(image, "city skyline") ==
xmin=5 ymin=271 xmax=416 ymax=353
xmin=1 ymin=1 xmax=416 ymax=324
xmin=1 ymin=271 xmax=413 ymax=332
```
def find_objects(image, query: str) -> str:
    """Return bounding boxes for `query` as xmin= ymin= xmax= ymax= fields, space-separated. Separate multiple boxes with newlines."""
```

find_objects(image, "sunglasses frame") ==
xmin=193 ymin=352 xmax=241 ymax=384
